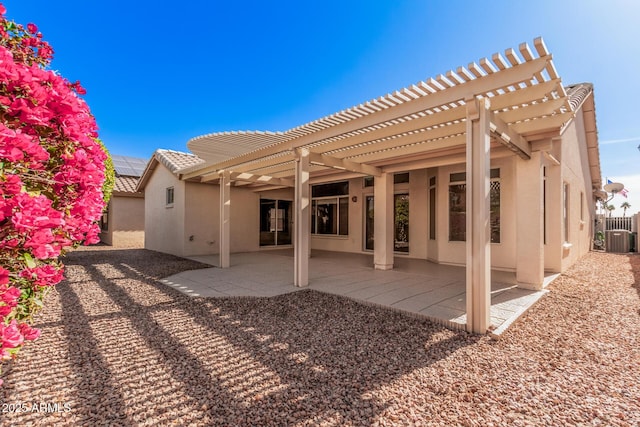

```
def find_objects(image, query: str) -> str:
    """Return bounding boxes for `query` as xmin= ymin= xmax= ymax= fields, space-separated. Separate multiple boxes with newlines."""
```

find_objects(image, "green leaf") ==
xmin=23 ymin=253 xmax=36 ymax=268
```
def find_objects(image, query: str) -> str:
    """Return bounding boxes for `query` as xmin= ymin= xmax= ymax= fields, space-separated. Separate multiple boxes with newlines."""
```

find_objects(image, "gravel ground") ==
xmin=1 ymin=248 xmax=639 ymax=426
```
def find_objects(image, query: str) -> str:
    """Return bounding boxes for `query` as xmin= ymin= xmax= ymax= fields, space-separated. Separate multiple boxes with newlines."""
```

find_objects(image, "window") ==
xmin=429 ymin=176 xmax=436 ymax=240
xmin=580 ymin=191 xmax=584 ymax=221
xmin=260 ymin=199 xmax=292 ymax=246
xmin=448 ymin=169 xmax=501 ymax=243
xmin=394 ymin=172 xmax=409 ymax=184
xmin=166 ymin=187 xmax=174 ymax=206
xmin=312 ymin=181 xmax=349 ymax=236
xmin=395 ymin=194 xmax=409 ymax=252
xmin=363 ymin=176 xmax=374 ymax=187
xmin=100 ymin=205 xmax=109 ymax=231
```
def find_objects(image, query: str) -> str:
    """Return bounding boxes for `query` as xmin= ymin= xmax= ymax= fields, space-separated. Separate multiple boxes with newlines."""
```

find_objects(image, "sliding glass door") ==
xmin=259 ymin=199 xmax=292 ymax=246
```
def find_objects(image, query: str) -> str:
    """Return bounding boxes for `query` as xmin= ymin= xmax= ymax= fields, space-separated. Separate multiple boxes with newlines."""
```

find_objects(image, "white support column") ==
xmin=219 ymin=170 xmax=231 ymax=268
xmin=294 ymin=148 xmax=310 ymax=287
xmin=373 ymin=172 xmax=394 ymax=270
xmin=465 ymin=97 xmax=491 ymax=334
xmin=516 ymin=151 xmax=544 ymax=289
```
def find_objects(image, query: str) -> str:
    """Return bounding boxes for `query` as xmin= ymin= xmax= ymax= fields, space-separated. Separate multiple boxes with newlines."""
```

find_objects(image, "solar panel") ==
xmin=111 ymin=155 xmax=148 ymax=177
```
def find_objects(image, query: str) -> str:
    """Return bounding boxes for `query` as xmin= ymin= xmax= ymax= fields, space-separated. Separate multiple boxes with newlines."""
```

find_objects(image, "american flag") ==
xmin=607 ymin=179 xmax=629 ymax=198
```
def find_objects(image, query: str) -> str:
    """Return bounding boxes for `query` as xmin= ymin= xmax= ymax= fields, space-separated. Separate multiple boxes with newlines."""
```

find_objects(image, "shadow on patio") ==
xmin=1 ymin=248 xmax=480 ymax=426
xmin=178 ymin=249 xmax=548 ymax=333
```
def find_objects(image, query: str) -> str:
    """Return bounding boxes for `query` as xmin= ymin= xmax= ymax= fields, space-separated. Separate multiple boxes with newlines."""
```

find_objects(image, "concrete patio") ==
xmin=160 ymin=250 xmax=551 ymax=336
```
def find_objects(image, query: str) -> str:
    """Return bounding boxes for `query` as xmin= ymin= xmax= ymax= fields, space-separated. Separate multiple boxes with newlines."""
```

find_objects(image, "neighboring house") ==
xmin=100 ymin=155 xmax=147 ymax=247
xmin=137 ymin=38 xmax=603 ymax=333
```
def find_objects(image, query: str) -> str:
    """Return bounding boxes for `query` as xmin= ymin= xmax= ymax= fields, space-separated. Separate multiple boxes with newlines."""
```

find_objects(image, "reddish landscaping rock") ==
xmin=1 ymin=249 xmax=639 ymax=426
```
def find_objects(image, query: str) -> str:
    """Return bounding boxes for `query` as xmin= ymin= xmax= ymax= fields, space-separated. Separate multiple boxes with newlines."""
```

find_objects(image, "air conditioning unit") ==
xmin=605 ymin=229 xmax=630 ymax=253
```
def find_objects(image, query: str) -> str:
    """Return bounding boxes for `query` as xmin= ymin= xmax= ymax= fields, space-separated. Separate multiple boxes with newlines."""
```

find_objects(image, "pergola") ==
xmin=177 ymin=38 xmax=598 ymax=333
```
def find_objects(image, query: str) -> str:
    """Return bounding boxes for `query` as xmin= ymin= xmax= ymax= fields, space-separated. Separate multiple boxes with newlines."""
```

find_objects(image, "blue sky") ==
xmin=3 ymin=0 xmax=640 ymax=213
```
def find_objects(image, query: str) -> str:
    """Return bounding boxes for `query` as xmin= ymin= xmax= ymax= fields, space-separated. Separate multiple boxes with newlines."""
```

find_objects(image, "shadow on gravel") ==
xmin=7 ymin=249 xmax=479 ymax=425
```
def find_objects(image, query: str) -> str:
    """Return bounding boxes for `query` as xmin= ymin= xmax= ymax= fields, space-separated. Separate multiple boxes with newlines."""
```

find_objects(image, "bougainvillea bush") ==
xmin=0 ymin=3 xmax=108 ymax=384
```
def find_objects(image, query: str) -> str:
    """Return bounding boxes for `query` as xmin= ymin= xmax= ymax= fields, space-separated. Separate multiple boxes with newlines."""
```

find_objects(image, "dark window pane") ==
xmin=450 ymin=169 xmax=499 ymax=182
xmin=311 ymin=200 xmax=317 ymax=233
xmin=449 ymin=181 xmax=501 ymax=243
xmin=315 ymin=200 xmax=337 ymax=234
xmin=394 ymin=172 xmax=409 ymax=184
xmin=166 ymin=187 xmax=174 ymax=205
xmin=339 ymin=197 xmax=349 ymax=235
xmin=429 ymin=187 xmax=436 ymax=240
xmin=450 ymin=172 xmax=466 ymax=183
xmin=365 ymin=196 xmax=374 ymax=250
xmin=394 ymin=194 xmax=409 ymax=252
xmin=490 ymin=181 xmax=500 ymax=243
xmin=312 ymin=181 xmax=349 ymax=198
xmin=260 ymin=199 xmax=277 ymax=246
xmin=364 ymin=177 xmax=374 ymax=187
xmin=449 ymin=184 xmax=466 ymax=241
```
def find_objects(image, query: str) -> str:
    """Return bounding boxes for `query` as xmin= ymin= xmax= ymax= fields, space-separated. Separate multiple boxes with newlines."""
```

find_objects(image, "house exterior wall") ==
xmin=183 ymin=183 xmax=263 ymax=256
xmin=99 ymin=195 xmax=144 ymax=247
xmin=559 ymin=107 xmax=597 ymax=271
xmin=305 ymin=156 xmax=517 ymax=270
xmin=144 ymin=111 xmax=597 ymax=281
xmin=544 ymin=139 xmax=563 ymax=273
xmin=144 ymin=165 xmax=186 ymax=256
xmin=110 ymin=195 xmax=144 ymax=247
xmin=99 ymin=199 xmax=114 ymax=245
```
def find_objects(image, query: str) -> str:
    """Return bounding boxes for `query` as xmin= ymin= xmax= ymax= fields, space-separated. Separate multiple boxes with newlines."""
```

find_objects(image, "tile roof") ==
xmin=155 ymin=149 xmax=204 ymax=173
xmin=135 ymin=149 xmax=205 ymax=191
xmin=113 ymin=175 xmax=142 ymax=195
xmin=565 ymin=83 xmax=592 ymax=111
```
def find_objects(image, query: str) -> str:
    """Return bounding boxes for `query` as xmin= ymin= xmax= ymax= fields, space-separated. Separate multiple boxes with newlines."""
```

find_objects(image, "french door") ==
xmin=363 ymin=194 xmax=409 ymax=252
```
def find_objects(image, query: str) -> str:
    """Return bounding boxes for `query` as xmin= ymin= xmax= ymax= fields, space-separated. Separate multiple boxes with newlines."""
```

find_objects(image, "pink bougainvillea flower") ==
xmin=0 ymin=4 xmax=107 ymax=383
xmin=1 ymin=320 xmax=24 ymax=349
xmin=0 ymin=286 xmax=20 ymax=305
xmin=20 ymin=264 xmax=64 ymax=287
xmin=0 ymin=268 xmax=9 ymax=285
xmin=0 ymin=305 xmax=12 ymax=316
xmin=18 ymin=323 xmax=40 ymax=341
xmin=0 ymin=174 xmax=23 ymax=195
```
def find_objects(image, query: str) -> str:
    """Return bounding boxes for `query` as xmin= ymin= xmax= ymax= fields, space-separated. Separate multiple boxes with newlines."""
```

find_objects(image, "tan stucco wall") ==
xmin=305 ymin=158 xmax=516 ymax=270
xmin=99 ymin=195 xmax=145 ymax=247
xmin=144 ymin=165 xmax=186 ymax=256
xmin=112 ymin=196 xmax=145 ymax=231
xmin=183 ymin=183 xmax=263 ymax=256
xmin=111 ymin=196 xmax=144 ymax=247
xmin=144 ymin=114 xmax=597 ymax=276
xmin=544 ymin=140 xmax=563 ymax=273
xmin=559 ymin=107 xmax=596 ymax=271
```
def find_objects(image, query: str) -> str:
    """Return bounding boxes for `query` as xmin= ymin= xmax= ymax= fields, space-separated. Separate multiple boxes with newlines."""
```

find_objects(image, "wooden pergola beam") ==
xmin=308 ymin=152 xmax=382 ymax=176
xmin=200 ymin=170 xmax=294 ymax=187
xmin=489 ymin=113 xmax=531 ymax=160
